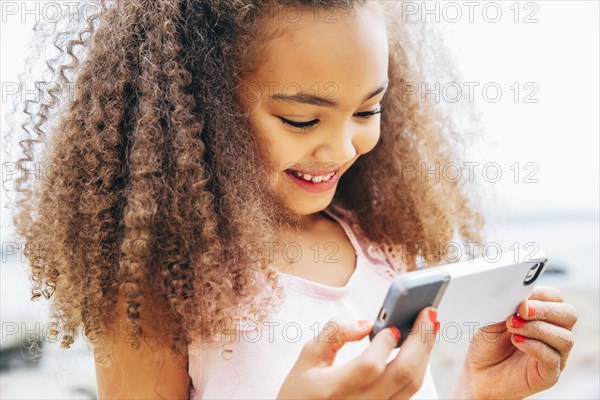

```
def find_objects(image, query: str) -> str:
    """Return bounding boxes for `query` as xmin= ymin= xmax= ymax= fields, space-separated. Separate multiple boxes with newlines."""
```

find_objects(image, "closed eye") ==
xmin=277 ymin=118 xmax=319 ymax=130
xmin=355 ymin=106 xmax=384 ymax=118
xmin=277 ymin=106 xmax=384 ymax=132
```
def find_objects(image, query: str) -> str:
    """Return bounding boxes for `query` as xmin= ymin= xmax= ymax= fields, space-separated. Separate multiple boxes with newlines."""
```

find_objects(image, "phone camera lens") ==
xmin=378 ymin=308 xmax=387 ymax=322
xmin=523 ymin=262 xmax=544 ymax=286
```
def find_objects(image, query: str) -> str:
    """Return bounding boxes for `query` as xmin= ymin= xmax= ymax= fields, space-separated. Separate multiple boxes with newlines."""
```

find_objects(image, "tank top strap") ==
xmin=320 ymin=204 xmax=367 ymax=262
xmin=322 ymin=203 xmax=409 ymax=281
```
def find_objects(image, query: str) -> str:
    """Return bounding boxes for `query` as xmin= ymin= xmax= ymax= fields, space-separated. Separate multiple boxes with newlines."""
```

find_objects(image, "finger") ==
xmin=298 ymin=316 xmax=373 ymax=370
xmin=388 ymin=307 xmax=439 ymax=399
xmin=328 ymin=325 xmax=400 ymax=396
xmin=510 ymin=334 xmax=562 ymax=386
xmin=362 ymin=307 xmax=439 ymax=399
xmin=517 ymin=300 xmax=578 ymax=330
xmin=479 ymin=320 xmax=508 ymax=334
xmin=507 ymin=316 xmax=575 ymax=370
xmin=528 ymin=285 xmax=564 ymax=302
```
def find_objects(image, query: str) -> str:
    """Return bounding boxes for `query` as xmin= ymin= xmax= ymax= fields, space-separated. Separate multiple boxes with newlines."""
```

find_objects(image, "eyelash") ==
xmin=277 ymin=106 xmax=385 ymax=132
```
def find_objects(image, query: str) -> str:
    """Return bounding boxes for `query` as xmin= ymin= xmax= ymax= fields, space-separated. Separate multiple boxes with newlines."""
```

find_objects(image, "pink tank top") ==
xmin=187 ymin=204 xmax=439 ymax=399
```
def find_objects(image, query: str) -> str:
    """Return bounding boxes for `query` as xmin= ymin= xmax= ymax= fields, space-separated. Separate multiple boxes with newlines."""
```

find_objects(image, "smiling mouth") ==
xmin=285 ymin=168 xmax=338 ymax=183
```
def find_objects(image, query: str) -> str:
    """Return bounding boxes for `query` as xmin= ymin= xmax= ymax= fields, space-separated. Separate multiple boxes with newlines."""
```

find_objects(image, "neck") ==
xmin=279 ymin=210 xmax=327 ymax=236
xmin=298 ymin=211 xmax=324 ymax=230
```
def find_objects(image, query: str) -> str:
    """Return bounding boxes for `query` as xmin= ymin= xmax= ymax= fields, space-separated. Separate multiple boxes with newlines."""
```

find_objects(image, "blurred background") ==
xmin=1 ymin=1 xmax=598 ymax=398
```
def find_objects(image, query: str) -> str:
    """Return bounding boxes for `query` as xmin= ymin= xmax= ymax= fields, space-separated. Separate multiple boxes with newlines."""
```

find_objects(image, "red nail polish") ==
xmin=389 ymin=326 xmax=401 ymax=343
xmin=514 ymin=334 xmax=527 ymax=343
xmin=512 ymin=315 xmax=526 ymax=329
xmin=433 ymin=321 xmax=440 ymax=335
xmin=428 ymin=308 xmax=438 ymax=324
xmin=527 ymin=302 xmax=536 ymax=317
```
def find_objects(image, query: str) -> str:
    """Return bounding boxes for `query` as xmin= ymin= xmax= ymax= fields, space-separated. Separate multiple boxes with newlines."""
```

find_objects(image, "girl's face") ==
xmin=238 ymin=3 xmax=389 ymax=217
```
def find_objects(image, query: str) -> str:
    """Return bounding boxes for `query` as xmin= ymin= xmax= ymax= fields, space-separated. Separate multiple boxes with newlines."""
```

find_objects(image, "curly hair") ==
xmin=5 ymin=0 xmax=484 ymax=361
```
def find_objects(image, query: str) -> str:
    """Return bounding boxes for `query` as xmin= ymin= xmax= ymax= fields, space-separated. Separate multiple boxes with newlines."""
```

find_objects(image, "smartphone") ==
xmin=369 ymin=249 xmax=548 ymax=347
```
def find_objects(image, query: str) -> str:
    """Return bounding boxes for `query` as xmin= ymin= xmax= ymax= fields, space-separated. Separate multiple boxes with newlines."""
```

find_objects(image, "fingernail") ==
xmin=514 ymin=334 xmax=527 ymax=343
xmin=389 ymin=326 xmax=401 ymax=343
xmin=427 ymin=308 xmax=439 ymax=334
xmin=428 ymin=308 xmax=438 ymax=324
xmin=357 ymin=320 xmax=372 ymax=329
xmin=527 ymin=302 xmax=536 ymax=317
xmin=512 ymin=315 xmax=526 ymax=329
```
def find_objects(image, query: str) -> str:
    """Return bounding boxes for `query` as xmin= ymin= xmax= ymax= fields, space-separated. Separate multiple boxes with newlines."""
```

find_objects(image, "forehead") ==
xmin=243 ymin=3 xmax=389 ymax=106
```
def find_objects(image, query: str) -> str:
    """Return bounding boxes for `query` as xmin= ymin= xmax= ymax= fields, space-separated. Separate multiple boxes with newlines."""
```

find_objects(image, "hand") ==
xmin=277 ymin=307 xmax=440 ymax=399
xmin=454 ymin=285 xmax=578 ymax=399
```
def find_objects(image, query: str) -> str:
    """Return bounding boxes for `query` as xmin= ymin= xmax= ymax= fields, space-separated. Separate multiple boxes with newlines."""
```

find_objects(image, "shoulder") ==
xmin=93 ymin=293 xmax=191 ymax=399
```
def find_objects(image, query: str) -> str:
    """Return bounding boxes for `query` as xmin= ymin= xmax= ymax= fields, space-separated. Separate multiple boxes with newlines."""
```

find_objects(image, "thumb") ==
xmin=297 ymin=316 xmax=373 ymax=369
xmin=398 ymin=306 xmax=439 ymax=353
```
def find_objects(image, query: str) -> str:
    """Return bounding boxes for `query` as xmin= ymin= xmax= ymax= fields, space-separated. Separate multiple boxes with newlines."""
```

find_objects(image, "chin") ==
xmin=289 ymin=196 xmax=334 ymax=216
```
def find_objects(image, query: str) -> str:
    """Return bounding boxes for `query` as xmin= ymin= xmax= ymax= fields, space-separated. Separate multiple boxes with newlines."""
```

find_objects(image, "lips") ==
xmin=285 ymin=168 xmax=337 ymax=183
xmin=283 ymin=168 xmax=339 ymax=194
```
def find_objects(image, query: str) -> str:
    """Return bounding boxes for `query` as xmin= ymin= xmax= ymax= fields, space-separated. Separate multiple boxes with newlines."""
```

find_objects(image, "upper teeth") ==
xmin=290 ymin=169 xmax=335 ymax=183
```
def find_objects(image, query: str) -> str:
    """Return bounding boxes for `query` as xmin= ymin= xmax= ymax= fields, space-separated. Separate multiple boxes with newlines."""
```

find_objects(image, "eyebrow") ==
xmin=270 ymin=78 xmax=389 ymax=108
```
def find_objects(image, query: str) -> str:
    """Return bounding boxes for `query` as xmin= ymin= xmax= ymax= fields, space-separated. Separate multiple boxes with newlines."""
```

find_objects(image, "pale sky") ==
xmin=439 ymin=0 xmax=599 ymax=218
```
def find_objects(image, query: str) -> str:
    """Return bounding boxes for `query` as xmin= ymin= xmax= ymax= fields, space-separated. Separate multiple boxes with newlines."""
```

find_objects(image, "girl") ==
xmin=8 ymin=0 xmax=577 ymax=398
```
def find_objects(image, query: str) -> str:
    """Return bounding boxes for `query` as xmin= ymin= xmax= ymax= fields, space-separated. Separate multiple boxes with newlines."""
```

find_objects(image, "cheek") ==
xmin=355 ymin=126 xmax=381 ymax=155
xmin=252 ymin=117 xmax=304 ymax=166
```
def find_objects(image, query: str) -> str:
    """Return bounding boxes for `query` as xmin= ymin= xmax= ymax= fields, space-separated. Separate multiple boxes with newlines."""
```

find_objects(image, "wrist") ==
xmin=452 ymin=364 xmax=477 ymax=399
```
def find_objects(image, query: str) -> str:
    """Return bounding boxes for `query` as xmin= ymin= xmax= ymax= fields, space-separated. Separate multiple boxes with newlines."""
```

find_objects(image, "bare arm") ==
xmin=94 ymin=295 xmax=191 ymax=399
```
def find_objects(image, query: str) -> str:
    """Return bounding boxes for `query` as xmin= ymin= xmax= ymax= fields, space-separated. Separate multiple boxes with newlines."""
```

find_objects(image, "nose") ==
xmin=313 ymin=123 xmax=358 ymax=168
